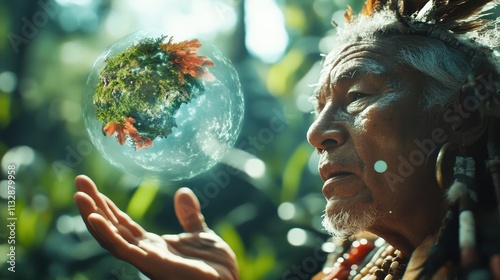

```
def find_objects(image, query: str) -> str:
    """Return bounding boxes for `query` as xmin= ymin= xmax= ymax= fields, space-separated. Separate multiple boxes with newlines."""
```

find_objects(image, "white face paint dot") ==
xmin=374 ymin=160 xmax=388 ymax=173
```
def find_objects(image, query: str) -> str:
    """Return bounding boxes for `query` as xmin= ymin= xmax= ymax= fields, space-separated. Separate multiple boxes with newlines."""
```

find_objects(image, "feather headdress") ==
xmin=346 ymin=0 xmax=495 ymax=30
xmin=340 ymin=0 xmax=498 ymax=58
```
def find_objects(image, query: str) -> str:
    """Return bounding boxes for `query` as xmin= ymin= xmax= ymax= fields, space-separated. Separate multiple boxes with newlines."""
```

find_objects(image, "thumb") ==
xmin=174 ymin=187 xmax=208 ymax=233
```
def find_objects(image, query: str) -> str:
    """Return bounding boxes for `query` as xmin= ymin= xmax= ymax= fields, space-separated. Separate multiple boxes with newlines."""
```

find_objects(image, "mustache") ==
xmin=318 ymin=150 xmax=365 ymax=171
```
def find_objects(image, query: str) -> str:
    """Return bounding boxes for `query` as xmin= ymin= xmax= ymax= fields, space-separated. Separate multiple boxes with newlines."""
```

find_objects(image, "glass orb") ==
xmin=83 ymin=31 xmax=244 ymax=181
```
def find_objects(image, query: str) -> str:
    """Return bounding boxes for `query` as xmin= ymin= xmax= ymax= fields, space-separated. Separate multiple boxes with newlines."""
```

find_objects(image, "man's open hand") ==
xmin=74 ymin=175 xmax=239 ymax=280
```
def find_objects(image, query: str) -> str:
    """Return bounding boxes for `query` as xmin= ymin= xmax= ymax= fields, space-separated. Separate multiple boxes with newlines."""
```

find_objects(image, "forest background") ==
xmin=1 ymin=0 xmax=446 ymax=279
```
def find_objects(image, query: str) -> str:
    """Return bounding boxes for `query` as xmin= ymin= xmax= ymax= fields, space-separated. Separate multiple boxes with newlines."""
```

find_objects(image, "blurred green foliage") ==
xmin=0 ymin=0 xmax=366 ymax=279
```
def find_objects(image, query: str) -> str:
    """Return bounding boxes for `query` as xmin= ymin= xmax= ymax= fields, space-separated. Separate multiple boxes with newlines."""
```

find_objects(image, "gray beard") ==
xmin=322 ymin=202 xmax=378 ymax=239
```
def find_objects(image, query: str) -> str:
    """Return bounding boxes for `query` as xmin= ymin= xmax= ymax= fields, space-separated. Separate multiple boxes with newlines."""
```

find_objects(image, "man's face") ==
xmin=307 ymin=39 xmax=446 ymax=238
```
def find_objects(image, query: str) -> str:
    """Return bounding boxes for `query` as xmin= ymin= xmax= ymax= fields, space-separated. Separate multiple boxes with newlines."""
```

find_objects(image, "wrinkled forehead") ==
xmin=316 ymin=39 xmax=402 ymax=91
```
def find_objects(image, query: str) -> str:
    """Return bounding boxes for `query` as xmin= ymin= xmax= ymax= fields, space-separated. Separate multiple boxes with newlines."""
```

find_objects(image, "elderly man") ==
xmin=74 ymin=0 xmax=500 ymax=279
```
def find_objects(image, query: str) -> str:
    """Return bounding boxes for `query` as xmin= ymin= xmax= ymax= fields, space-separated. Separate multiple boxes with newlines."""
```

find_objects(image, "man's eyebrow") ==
xmin=332 ymin=63 xmax=386 ymax=85
xmin=338 ymin=69 xmax=358 ymax=80
xmin=313 ymin=62 xmax=388 ymax=101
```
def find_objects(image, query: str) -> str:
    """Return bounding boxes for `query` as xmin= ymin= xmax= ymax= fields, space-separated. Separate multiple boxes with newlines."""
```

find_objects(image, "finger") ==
xmin=74 ymin=175 xmax=119 ymax=225
xmin=74 ymin=191 xmax=105 ymax=241
xmin=174 ymin=187 xmax=208 ymax=233
xmin=74 ymin=191 xmax=111 ymax=226
xmin=74 ymin=191 xmax=116 ymax=229
xmin=74 ymin=192 xmax=136 ymax=244
xmin=74 ymin=190 xmax=98 ymax=219
xmin=75 ymin=175 xmax=144 ymax=238
xmin=103 ymin=196 xmax=145 ymax=238
xmin=87 ymin=213 xmax=148 ymax=262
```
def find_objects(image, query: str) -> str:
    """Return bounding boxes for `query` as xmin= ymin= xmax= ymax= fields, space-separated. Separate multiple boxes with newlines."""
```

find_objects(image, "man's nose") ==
xmin=307 ymin=108 xmax=347 ymax=154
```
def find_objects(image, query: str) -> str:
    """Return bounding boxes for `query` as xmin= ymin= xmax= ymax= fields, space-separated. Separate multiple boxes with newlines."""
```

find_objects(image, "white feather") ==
xmin=415 ymin=0 xmax=434 ymax=21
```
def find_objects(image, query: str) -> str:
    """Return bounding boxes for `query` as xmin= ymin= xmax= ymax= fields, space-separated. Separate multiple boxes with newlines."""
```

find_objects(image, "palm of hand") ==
xmin=74 ymin=175 xmax=238 ymax=280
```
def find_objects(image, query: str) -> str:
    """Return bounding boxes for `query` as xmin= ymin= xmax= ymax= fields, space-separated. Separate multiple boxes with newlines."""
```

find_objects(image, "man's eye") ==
xmin=346 ymin=92 xmax=372 ymax=114
xmin=351 ymin=92 xmax=368 ymax=102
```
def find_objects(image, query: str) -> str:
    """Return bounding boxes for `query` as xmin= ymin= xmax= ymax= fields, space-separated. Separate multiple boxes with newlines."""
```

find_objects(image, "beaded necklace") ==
xmin=352 ymin=243 xmax=407 ymax=280
xmin=315 ymin=238 xmax=408 ymax=280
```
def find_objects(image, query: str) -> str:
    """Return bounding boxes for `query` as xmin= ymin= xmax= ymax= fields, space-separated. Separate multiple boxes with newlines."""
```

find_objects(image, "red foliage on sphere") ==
xmin=103 ymin=117 xmax=153 ymax=150
xmin=160 ymin=37 xmax=215 ymax=82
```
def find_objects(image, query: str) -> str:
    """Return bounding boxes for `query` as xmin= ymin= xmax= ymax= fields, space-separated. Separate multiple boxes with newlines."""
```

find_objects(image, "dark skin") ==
xmin=307 ymin=38 xmax=489 ymax=258
xmin=74 ymin=38 xmax=489 ymax=278
xmin=307 ymin=40 xmax=453 ymax=257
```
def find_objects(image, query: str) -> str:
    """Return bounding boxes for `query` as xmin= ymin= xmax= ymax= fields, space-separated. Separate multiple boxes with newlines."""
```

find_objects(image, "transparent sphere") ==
xmin=83 ymin=31 xmax=244 ymax=181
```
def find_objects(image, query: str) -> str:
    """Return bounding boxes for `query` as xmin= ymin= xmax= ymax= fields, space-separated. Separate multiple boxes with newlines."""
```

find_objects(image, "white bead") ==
xmin=390 ymin=261 xmax=399 ymax=270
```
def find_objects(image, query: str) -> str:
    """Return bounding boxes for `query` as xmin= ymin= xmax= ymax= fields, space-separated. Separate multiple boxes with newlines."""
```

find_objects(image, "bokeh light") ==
xmin=287 ymin=227 xmax=308 ymax=246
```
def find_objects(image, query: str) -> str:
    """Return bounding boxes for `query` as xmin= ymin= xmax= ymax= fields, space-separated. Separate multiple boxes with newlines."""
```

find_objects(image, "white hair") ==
xmin=322 ymin=203 xmax=378 ymax=239
xmin=396 ymin=37 xmax=471 ymax=110
xmin=326 ymin=8 xmax=499 ymax=111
